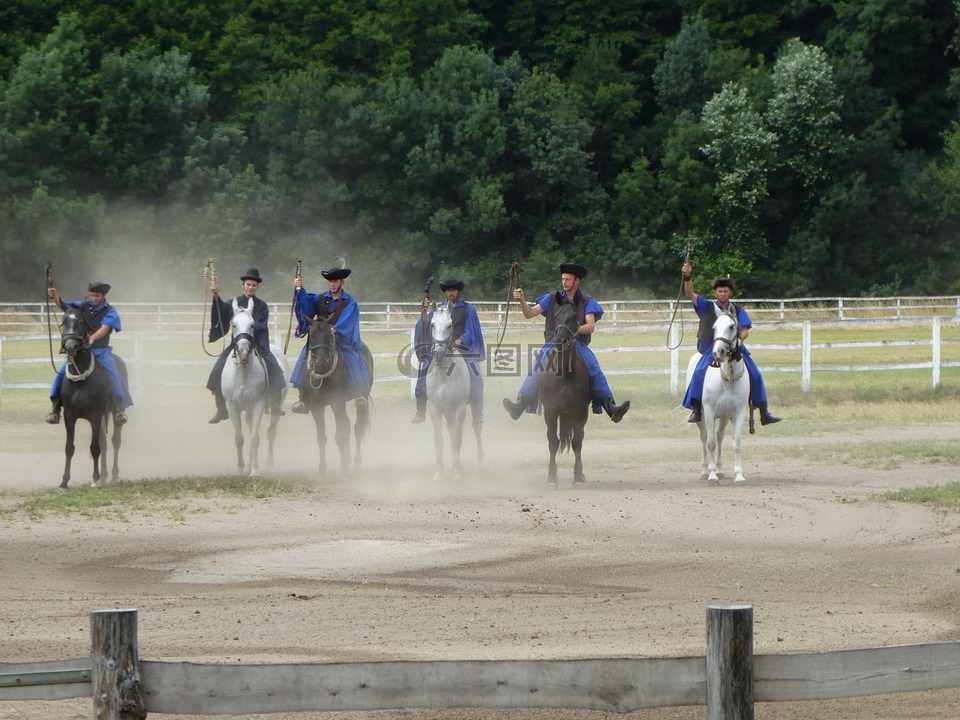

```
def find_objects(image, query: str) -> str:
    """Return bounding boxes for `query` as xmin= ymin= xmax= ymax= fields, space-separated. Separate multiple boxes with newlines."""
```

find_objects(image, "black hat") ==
xmin=438 ymin=279 xmax=465 ymax=292
xmin=321 ymin=267 xmax=352 ymax=281
xmin=713 ymin=276 xmax=736 ymax=290
xmin=88 ymin=281 xmax=111 ymax=294
xmin=240 ymin=268 xmax=263 ymax=283
xmin=559 ymin=263 xmax=588 ymax=279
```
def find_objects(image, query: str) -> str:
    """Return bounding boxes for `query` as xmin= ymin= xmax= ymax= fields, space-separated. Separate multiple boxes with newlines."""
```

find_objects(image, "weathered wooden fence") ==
xmin=2 ymin=607 xmax=958 ymax=719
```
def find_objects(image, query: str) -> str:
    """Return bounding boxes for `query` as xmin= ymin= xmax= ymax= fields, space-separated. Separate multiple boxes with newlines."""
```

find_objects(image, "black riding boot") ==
xmin=411 ymin=394 xmax=427 ymax=423
xmin=113 ymin=396 xmax=128 ymax=426
xmin=502 ymin=397 xmax=525 ymax=421
xmin=601 ymin=396 xmax=631 ymax=423
xmin=687 ymin=399 xmax=702 ymax=423
xmin=268 ymin=385 xmax=286 ymax=416
xmin=45 ymin=398 xmax=61 ymax=425
xmin=292 ymin=390 xmax=309 ymax=414
xmin=757 ymin=402 xmax=781 ymax=426
xmin=208 ymin=393 xmax=229 ymax=424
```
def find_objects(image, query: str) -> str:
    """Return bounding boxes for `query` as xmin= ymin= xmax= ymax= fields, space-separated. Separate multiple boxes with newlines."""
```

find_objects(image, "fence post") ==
xmin=932 ymin=316 xmax=941 ymax=389
xmin=801 ymin=321 xmax=811 ymax=392
xmin=706 ymin=605 xmax=754 ymax=720
xmin=90 ymin=609 xmax=146 ymax=720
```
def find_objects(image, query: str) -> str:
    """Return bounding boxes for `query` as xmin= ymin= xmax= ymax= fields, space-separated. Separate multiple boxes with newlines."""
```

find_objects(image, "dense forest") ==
xmin=1 ymin=1 xmax=959 ymax=301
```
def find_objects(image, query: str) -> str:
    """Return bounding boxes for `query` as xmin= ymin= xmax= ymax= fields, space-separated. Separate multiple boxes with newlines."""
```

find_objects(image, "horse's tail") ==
xmin=558 ymin=412 xmax=574 ymax=454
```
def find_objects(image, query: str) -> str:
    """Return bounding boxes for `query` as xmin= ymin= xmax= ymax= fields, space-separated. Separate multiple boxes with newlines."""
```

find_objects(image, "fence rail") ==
xmin=2 ymin=608 xmax=958 ymax=719
xmin=3 ymin=296 xmax=960 ymax=335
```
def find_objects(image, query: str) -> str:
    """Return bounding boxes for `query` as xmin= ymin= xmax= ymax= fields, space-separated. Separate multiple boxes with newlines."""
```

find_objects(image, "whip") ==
xmin=284 ymin=257 xmax=302 ymax=354
xmin=201 ymin=258 xmax=225 ymax=357
xmin=44 ymin=262 xmax=59 ymax=371
xmin=666 ymin=239 xmax=692 ymax=350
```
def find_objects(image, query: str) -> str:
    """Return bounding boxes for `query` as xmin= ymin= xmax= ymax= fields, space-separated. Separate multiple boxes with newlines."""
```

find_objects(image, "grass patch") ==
xmin=751 ymin=439 xmax=960 ymax=469
xmin=0 ymin=475 xmax=316 ymax=521
xmin=883 ymin=481 xmax=960 ymax=511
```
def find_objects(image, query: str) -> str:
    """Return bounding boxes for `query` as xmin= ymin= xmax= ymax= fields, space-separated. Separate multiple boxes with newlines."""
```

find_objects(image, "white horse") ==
xmin=685 ymin=312 xmax=749 ymax=485
xmin=425 ymin=303 xmax=478 ymax=481
xmin=221 ymin=302 xmax=288 ymax=477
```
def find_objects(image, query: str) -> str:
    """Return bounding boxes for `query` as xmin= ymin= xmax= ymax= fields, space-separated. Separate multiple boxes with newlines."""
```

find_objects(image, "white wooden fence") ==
xmin=2 ymin=607 xmax=958 ymax=719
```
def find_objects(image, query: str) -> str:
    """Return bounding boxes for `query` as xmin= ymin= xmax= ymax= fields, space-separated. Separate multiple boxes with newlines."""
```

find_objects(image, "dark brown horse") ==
xmin=540 ymin=302 xmax=590 ymax=486
xmin=57 ymin=307 xmax=124 ymax=488
xmin=300 ymin=316 xmax=373 ymax=477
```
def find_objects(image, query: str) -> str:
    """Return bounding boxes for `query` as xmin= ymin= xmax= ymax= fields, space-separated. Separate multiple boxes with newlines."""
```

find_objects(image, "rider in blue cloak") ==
xmin=290 ymin=265 xmax=373 ymax=412
xmin=206 ymin=267 xmax=287 ymax=422
xmin=681 ymin=259 xmax=781 ymax=427
xmin=411 ymin=279 xmax=486 ymax=425
xmin=502 ymin=263 xmax=630 ymax=423
xmin=45 ymin=281 xmax=133 ymax=426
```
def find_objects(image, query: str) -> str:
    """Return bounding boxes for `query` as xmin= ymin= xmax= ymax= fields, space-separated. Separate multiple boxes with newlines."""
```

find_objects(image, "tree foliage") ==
xmin=0 ymin=1 xmax=958 ymax=300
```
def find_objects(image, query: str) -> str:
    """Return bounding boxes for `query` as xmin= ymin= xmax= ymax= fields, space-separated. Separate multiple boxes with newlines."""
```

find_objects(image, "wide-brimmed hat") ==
xmin=713 ymin=276 xmax=736 ymax=290
xmin=559 ymin=263 xmax=588 ymax=279
xmin=240 ymin=268 xmax=263 ymax=283
xmin=88 ymin=281 xmax=111 ymax=294
xmin=438 ymin=279 xmax=465 ymax=292
xmin=321 ymin=267 xmax=352 ymax=281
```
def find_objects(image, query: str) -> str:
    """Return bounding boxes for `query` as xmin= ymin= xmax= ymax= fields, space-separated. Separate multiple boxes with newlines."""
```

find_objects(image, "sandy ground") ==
xmin=1 ymin=386 xmax=960 ymax=720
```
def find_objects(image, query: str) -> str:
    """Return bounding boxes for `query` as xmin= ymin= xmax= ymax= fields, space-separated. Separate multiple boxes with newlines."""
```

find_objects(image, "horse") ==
xmin=541 ymin=302 xmax=591 ymax=487
xmin=57 ymin=307 xmax=124 ymax=489
xmin=300 ymin=315 xmax=372 ymax=478
xmin=221 ymin=302 xmax=288 ymax=477
xmin=686 ymin=312 xmax=750 ymax=485
xmin=424 ymin=303 xmax=479 ymax=481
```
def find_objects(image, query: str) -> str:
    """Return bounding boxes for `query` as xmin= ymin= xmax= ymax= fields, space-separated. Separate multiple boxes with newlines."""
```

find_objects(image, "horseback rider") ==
xmin=502 ymin=263 xmax=631 ymax=423
xmin=290 ymin=265 xmax=372 ymax=413
xmin=206 ymin=267 xmax=287 ymax=423
xmin=45 ymin=282 xmax=133 ymax=426
xmin=681 ymin=260 xmax=781 ymax=426
xmin=411 ymin=279 xmax=486 ymax=425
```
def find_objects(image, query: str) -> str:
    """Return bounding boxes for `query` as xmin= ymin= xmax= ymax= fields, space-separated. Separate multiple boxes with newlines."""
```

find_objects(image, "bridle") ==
xmin=711 ymin=316 xmax=745 ymax=382
xmin=61 ymin=311 xmax=96 ymax=381
xmin=552 ymin=306 xmax=580 ymax=374
xmin=307 ymin=318 xmax=339 ymax=388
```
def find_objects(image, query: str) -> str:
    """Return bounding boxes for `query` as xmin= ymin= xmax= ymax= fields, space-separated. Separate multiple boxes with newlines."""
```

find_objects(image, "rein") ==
xmin=308 ymin=323 xmax=340 ymax=388
xmin=65 ymin=348 xmax=96 ymax=381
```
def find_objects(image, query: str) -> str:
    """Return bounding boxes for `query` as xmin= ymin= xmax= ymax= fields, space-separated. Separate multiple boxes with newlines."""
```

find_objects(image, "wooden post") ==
xmin=90 ymin=609 xmax=146 ymax=720
xmin=706 ymin=605 xmax=754 ymax=720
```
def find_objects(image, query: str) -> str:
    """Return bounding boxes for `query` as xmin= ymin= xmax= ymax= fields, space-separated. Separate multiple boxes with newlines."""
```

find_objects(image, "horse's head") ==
xmin=553 ymin=302 xmax=579 ymax=349
xmin=306 ymin=315 xmax=337 ymax=375
xmin=430 ymin=304 xmax=454 ymax=364
xmin=230 ymin=305 xmax=256 ymax=366
xmin=60 ymin=308 xmax=87 ymax=359
xmin=711 ymin=312 xmax=741 ymax=364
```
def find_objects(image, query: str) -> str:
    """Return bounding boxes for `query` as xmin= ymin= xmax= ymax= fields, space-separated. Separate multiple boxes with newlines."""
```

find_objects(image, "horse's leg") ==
xmin=312 ymin=406 xmax=328 ymax=478
xmin=96 ymin=416 xmax=109 ymax=485
xmin=450 ymin=406 xmax=466 ymax=481
xmin=715 ymin=417 xmax=728 ymax=479
xmin=698 ymin=416 xmax=710 ymax=482
xmin=89 ymin=415 xmax=103 ymax=489
xmin=732 ymin=411 xmax=746 ymax=483
xmin=571 ymin=415 xmax=587 ymax=485
xmin=472 ymin=408 xmax=483 ymax=465
xmin=333 ymin=402 xmax=351 ymax=475
xmin=110 ymin=417 xmax=121 ymax=483
xmin=60 ymin=415 xmax=77 ymax=489
xmin=353 ymin=397 xmax=369 ymax=470
xmin=247 ymin=406 xmax=264 ymax=478
xmin=704 ymin=410 xmax=720 ymax=485
xmin=430 ymin=405 xmax=444 ymax=481
xmin=266 ymin=413 xmax=280 ymax=471
xmin=545 ymin=411 xmax=560 ymax=487
xmin=230 ymin=408 xmax=245 ymax=473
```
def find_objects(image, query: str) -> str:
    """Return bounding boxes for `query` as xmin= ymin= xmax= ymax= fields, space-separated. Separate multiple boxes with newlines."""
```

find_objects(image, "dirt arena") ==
xmin=1 ymin=383 xmax=959 ymax=720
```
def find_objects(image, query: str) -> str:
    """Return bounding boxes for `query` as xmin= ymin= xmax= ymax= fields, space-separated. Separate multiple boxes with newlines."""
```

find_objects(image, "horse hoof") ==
xmin=573 ymin=476 xmax=586 ymax=485
xmin=58 ymin=481 xmax=69 ymax=490
xmin=90 ymin=482 xmax=101 ymax=489
xmin=708 ymin=478 xmax=720 ymax=486
xmin=734 ymin=475 xmax=746 ymax=484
